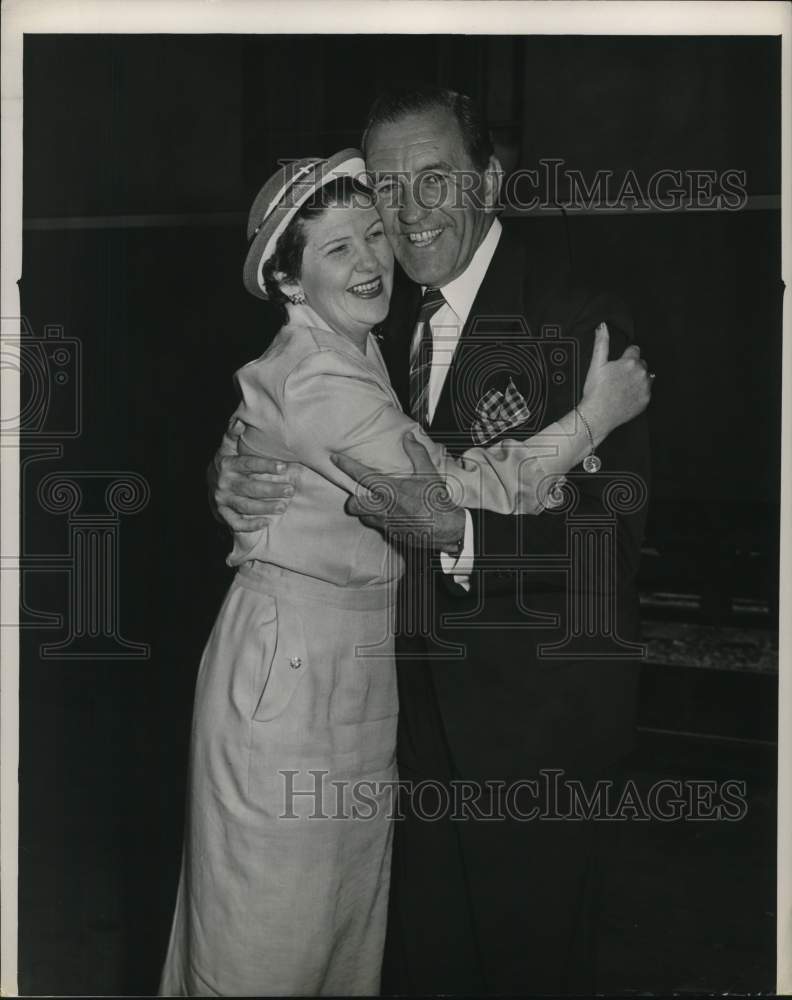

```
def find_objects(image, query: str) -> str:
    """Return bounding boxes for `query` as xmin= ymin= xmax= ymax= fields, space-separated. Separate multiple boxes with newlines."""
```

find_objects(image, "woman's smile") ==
xmin=347 ymin=276 xmax=384 ymax=298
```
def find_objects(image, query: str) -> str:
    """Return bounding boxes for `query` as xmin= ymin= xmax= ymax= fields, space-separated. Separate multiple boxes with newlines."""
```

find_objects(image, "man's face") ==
xmin=365 ymin=106 xmax=500 ymax=288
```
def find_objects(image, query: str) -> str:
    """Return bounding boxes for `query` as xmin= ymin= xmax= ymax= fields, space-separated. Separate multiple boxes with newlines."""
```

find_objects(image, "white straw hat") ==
xmin=242 ymin=148 xmax=367 ymax=299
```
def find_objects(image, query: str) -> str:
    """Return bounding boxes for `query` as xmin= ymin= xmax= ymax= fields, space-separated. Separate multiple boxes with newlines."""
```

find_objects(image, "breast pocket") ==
xmin=252 ymin=595 xmax=309 ymax=722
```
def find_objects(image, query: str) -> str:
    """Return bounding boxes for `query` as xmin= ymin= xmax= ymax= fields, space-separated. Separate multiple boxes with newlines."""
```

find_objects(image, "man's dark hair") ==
xmin=362 ymin=85 xmax=493 ymax=171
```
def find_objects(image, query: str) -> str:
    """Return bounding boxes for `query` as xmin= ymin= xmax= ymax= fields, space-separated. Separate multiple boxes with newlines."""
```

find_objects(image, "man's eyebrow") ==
xmin=416 ymin=160 xmax=454 ymax=173
xmin=370 ymin=161 xmax=454 ymax=183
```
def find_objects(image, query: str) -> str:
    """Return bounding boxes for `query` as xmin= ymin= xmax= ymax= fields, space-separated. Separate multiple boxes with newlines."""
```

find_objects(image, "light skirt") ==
xmin=159 ymin=563 xmax=398 ymax=996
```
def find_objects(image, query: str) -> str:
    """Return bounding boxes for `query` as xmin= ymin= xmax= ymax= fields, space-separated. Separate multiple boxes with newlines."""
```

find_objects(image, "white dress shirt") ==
xmin=411 ymin=217 xmax=503 ymax=589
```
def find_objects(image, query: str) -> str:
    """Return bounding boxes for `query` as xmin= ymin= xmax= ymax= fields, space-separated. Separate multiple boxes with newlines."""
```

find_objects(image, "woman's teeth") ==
xmin=407 ymin=227 xmax=442 ymax=248
xmin=348 ymin=277 xmax=382 ymax=298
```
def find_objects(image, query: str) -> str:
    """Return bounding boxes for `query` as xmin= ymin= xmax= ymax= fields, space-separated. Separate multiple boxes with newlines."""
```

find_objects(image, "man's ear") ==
xmin=483 ymin=154 xmax=505 ymax=212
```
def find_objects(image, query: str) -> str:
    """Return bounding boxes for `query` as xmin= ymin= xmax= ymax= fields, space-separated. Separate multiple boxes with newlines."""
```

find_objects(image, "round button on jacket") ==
xmin=289 ymin=656 xmax=302 ymax=670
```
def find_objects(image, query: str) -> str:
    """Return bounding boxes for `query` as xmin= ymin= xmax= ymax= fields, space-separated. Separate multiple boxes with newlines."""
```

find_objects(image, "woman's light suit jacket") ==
xmin=225 ymin=302 xmax=587 ymax=587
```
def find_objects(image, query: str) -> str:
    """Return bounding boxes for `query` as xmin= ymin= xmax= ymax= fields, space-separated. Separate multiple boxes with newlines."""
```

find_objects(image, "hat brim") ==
xmin=243 ymin=149 xmax=367 ymax=300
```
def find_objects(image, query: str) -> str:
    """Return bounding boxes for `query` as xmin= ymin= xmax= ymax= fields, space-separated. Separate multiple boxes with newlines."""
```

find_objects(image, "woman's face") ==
xmin=291 ymin=202 xmax=394 ymax=340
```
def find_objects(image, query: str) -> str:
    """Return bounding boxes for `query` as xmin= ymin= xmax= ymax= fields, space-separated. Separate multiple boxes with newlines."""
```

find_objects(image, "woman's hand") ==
xmin=579 ymin=323 xmax=653 ymax=444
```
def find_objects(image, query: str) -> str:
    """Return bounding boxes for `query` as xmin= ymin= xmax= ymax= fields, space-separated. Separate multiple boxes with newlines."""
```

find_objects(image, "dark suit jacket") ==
xmin=378 ymin=222 xmax=651 ymax=783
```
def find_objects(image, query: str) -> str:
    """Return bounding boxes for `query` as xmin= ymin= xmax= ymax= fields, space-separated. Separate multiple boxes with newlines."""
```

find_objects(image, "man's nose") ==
xmin=398 ymin=182 xmax=427 ymax=225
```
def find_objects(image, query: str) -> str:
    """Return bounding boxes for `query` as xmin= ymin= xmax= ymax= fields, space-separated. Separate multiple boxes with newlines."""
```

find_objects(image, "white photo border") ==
xmin=1 ymin=2 xmax=790 ymax=995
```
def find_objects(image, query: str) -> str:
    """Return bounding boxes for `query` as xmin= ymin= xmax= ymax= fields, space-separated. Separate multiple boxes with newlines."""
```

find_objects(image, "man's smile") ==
xmin=405 ymin=227 xmax=443 ymax=248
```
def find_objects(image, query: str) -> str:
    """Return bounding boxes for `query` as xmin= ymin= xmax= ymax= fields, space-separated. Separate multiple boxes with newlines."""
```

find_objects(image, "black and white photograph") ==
xmin=1 ymin=1 xmax=789 ymax=996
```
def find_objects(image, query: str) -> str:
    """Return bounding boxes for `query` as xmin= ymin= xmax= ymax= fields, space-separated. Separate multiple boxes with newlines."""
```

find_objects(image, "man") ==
xmin=211 ymin=86 xmax=650 ymax=994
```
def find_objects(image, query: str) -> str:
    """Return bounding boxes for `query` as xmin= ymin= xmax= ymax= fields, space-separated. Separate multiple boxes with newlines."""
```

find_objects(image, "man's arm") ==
xmin=208 ymin=418 xmax=296 ymax=533
xmin=465 ymin=294 xmax=650 ymax=594
xmin=333 ymin=318 xmax=651 ymax=573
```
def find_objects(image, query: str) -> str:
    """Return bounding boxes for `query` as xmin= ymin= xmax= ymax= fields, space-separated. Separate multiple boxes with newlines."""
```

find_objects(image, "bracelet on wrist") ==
xmin=575 ymin=405 xmax=601 ymax=473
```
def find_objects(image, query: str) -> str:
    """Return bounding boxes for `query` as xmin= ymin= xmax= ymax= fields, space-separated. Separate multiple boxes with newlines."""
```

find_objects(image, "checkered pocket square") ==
xmin=470 ymin=378 xmax=532 ymax=445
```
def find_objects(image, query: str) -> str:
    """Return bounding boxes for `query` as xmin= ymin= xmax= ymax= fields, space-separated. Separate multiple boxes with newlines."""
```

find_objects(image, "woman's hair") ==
xmin=262 ymin=175 xmax=375 ymax=326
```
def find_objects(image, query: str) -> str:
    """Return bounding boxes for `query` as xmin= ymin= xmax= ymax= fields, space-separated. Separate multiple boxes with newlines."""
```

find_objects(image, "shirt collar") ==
xmin=428 ymin=216 xmax=502 ymax=325
xmin=286 ymin=300 xmax=334 ymax=333
xmin=285 ymin=300 xmax=380 ymax=364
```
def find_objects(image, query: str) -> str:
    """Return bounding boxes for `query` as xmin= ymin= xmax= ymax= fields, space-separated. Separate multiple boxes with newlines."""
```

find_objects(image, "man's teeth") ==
xmin=349 ymin=277 xmax=382 ymax=295
xmin=408 ymin=228 xmax=442 ymax=247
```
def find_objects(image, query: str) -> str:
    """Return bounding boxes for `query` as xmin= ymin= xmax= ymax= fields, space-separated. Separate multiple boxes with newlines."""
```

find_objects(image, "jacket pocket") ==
xmin=252 ymin=595 xmax=309 ymax=722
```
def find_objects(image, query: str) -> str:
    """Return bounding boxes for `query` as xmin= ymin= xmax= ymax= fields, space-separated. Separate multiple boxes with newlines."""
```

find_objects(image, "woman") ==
xmin=159 ymin=149 xmax=651 ymax=997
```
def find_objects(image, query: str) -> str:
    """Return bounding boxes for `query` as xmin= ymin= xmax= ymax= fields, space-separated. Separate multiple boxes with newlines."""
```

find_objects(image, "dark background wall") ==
xmin=18 ymin=35 xmax=780 ymax=993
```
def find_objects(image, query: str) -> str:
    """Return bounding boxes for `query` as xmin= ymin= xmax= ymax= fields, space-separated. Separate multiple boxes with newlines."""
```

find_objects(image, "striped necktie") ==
xmin=409 ymin=286 xmax=445 ymax=427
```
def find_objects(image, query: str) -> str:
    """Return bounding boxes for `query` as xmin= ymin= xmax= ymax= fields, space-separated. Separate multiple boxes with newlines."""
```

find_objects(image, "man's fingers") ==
xmin=219 ymin=477 xmax=293 ymax=502
xmin=216 ymin=455 xmax=292 ymax=496
xmin=346 ymin=492 xmax=385 ymax=520
xmin=216 ymin=506 xmax=276 ymax=533
xmin=224 ymin=454 xmax=288 ymax=476
xmin=358 ymin=513 xmax=387 ymax=532
xmin=347 ymin=495 xmax=387 ymax=531
xmin=590 ymin=322 xmax=610 ymax=368
xmin=402 ymin=432 xmax=437 ymax=474
xmin=225 ymin=417 xmax=245 ymax=440
xmin=244 ymin=476 xmax=295 ymax=499
xmin=217 ymin=430 xmax=241 ymax=459
xmin=621 ymin=344 xmax=642 ymax=361
xmin=347 ymin=487 xmax=386 ymax=515
xmin=218 ymin=494 xmax=288 ymax=516
xmin=331 ymin=451 xmax=379 ymax=484
xmin=346 ymin=494 xmax=366 ymax=517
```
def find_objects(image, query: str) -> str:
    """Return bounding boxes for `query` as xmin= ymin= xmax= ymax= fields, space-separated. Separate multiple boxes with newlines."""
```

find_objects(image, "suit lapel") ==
xmin=430 ymin=227 xmax=531 ymax=452
xmin=377 ymin=225 xmax=551 ymax=444
xmin=378 ymin=263 xmax=421 ymax=412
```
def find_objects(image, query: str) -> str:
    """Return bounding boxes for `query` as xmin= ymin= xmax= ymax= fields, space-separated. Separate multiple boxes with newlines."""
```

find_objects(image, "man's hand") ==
xmin=208 ymin=419 xmax=295 ymax=532
xmin=331 ymin=431 xmax=465 ymax=553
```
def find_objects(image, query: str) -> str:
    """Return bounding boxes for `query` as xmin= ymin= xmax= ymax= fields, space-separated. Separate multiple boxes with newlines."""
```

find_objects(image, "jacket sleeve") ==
xmin=253 ymin=348 xmax=595 ymax=515
xmin=466 ymin=291 xmax=651 ymax=595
